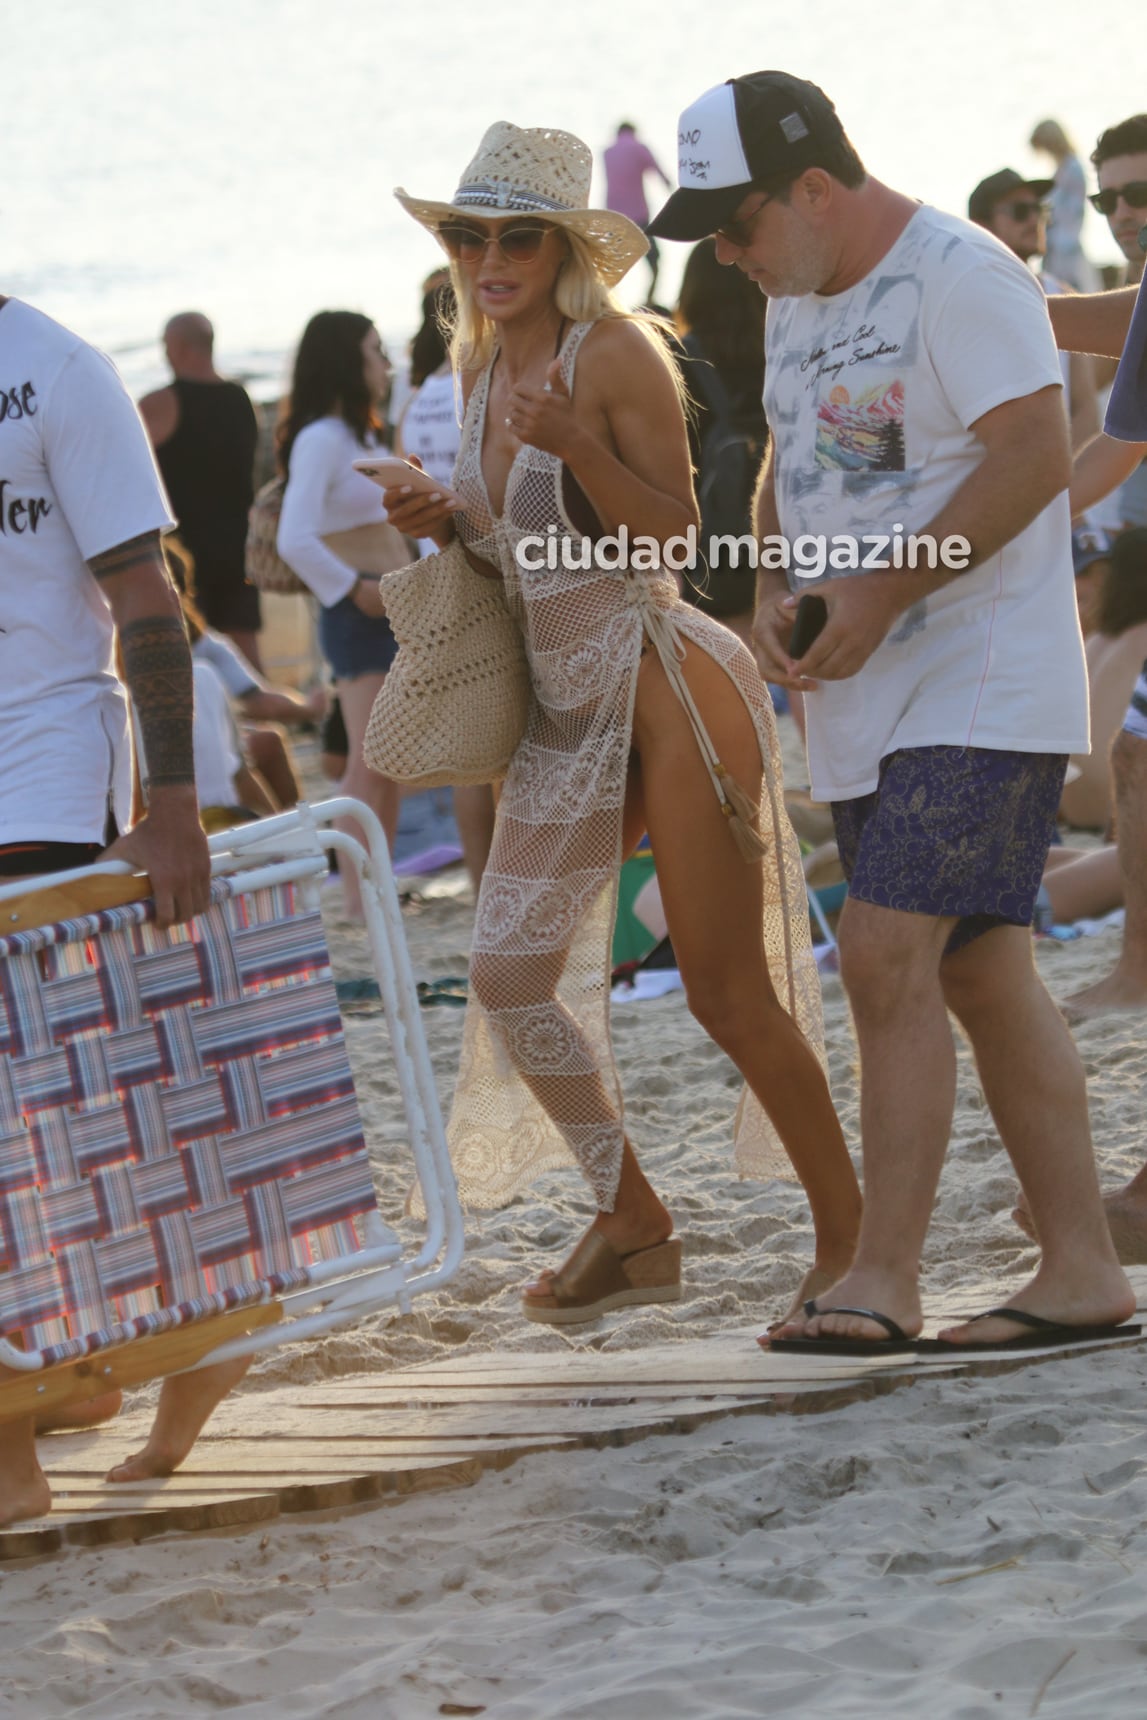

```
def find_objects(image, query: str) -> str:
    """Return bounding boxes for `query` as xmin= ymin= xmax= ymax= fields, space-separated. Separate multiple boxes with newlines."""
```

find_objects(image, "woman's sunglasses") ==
xmin=1089 ymin=181 xmax=1147 ymax=216
xmin=438 ymin=221 xmax=552 ymax=263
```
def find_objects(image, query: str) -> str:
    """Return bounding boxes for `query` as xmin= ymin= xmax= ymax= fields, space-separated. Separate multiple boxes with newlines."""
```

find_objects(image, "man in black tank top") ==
xmin=139 ymin=312 xmax=262 ymax=666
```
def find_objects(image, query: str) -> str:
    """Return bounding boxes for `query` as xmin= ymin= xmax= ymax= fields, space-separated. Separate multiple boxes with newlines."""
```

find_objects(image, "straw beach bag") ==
xmin=245 ymin=477 xmax=307 ymax=595
xmin=364 ymin=539 xmax=530 ymax=787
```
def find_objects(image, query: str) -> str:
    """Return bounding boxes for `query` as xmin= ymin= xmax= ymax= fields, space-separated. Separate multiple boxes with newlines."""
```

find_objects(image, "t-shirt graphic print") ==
xmin=816 ymin=377 xmax=906 ymax=472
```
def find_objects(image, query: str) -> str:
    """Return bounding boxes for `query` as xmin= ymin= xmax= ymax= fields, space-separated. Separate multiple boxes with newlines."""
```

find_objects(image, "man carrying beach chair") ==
xmin=0 ymin=290 xmax=230 ymax=1525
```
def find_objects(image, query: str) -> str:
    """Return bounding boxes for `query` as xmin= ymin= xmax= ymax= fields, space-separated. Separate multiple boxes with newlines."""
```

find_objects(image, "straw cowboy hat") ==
xmin=395 ymin=122 xmax=648 ymax=287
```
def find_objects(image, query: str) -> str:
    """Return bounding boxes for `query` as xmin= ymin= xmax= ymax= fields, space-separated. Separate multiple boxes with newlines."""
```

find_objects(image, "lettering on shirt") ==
xmin=0 ymin=479 xmax=52 ymax=534
xmin=0 ymin=379 xmax=51 ymax=532
xmin=0 ymin=380 xmax=38 ymax=423
xmin=799 ymin=323 xmax=902 ymax=391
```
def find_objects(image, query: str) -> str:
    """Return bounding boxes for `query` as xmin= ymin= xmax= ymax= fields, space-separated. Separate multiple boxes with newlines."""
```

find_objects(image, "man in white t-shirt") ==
xmin=0 ymin=297 xmax=239 ymax=1530
xmin=650 ymin=74 xmax=1134 ymax=1354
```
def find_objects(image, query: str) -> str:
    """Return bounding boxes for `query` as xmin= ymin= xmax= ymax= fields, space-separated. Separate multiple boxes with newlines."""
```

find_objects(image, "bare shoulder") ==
xmin=576 ymin=317 xmax=676 ymax=396
xmin=138 ymin=384 xmax=178 ymax=447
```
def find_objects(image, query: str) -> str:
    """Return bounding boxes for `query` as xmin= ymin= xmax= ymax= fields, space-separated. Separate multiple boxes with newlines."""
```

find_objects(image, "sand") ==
xmin=4 ymin=724 xmax=1147 ymax=1718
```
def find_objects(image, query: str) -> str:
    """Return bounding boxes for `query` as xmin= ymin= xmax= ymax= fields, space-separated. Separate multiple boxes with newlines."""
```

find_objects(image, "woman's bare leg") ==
xmin=453 ymin=784 xmax=496 ymax=893
xmin=481 ymin=776 xmax=673 ymax=1299
xmin=1042 ymin=845 xmax=1123 ymax=924
xmin=632 ymin=643 xmax=861 ymax=1279
xmin=518 ymin=644 xmax=859 ymax=1304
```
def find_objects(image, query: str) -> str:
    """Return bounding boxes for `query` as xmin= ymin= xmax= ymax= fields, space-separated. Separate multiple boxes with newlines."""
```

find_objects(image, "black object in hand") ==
xmin=788 ymin=594 xmax=828 ymax=659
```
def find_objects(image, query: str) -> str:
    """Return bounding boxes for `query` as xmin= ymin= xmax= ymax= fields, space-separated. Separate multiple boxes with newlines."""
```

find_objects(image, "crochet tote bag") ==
xmin=364 ymin=539 xmax=530 ymax=787
xmin=245 ymin=477 xmax=308 ymax=595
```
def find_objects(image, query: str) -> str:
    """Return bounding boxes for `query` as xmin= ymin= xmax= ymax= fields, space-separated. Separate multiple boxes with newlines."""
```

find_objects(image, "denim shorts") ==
xmin=318 ymin=590 xmax=399 ymax=681
xmin=831 ymin=745 xmax=1068 ymax=954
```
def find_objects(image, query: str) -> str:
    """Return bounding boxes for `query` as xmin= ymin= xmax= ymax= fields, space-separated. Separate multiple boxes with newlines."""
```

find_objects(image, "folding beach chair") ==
xmin=0 ymin=798 xmax=463 ymax=1425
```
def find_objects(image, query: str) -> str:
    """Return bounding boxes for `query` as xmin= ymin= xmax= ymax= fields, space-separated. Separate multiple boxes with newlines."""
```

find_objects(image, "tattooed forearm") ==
xmin=118 ymin=615 xmax=196 ymax=789
xmin=88 ymin=528 xmax=167 ymax=582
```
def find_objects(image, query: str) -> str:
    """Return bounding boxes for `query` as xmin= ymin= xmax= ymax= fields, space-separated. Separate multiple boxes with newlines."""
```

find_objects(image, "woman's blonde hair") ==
xmin=446 ymin=227 xmax=681 ymax=395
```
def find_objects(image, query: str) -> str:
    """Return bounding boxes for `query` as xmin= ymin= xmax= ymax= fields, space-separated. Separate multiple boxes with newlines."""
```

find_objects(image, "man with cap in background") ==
xmin=969 ymin=168 xmax=1099 ymax=450
xmin=648 ymin=71 xmax=1134 ymax=1354
xmin=967 ymin=167 xmax=1054 ymax=259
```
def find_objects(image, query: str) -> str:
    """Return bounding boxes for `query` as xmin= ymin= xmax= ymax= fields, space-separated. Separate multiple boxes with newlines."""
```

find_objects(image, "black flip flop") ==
xmin=916 ymin=1307 xmax=1143 ymax=1354
xmin=767 ymin=1298 xmax=918 ymax=1356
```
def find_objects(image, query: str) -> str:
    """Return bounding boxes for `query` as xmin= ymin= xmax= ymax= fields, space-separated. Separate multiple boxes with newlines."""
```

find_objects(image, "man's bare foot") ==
xmin=762 ymin=1255 xmax=857 ymax=1336
xmin=764 ymin=1265 xmax=924 ymax=1347
xmin=1013 ymin=1184 xmax=1147 ymax=1265
xmin=937 ymin=1258 xmax=1135 ymax=1345
xmin=0 ymin=1471 xmax=51 ymax=1530
xmin=105 ymin=1358 xmax=250 ymax=1483
xmin=1061 ymin=968 xmax=1147 ymax=1025
xmin=0 ymin=1419 xmax=52 ymax=1528
xmin=36 ymin=1389 xmax=123 ymax=1435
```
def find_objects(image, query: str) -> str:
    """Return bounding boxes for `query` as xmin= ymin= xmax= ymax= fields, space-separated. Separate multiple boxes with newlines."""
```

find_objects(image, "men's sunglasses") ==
xmin=714 ymin=191 xmax=774 ymax=250
xmin=1001 ymin=199 xmax=1047 ymax=221
xmin=437 ymin=221 xmax=552 ymax=263
xmin=1089 ymin=181 xmax=1147 ymax=216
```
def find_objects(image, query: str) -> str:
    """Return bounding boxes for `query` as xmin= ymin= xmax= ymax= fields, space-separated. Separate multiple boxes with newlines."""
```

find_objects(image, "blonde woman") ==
xmin=385 ymin=125 xmax=860 ymax=1324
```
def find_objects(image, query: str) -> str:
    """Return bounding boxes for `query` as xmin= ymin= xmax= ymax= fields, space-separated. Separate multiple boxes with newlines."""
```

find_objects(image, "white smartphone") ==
xmin=352 ymin=455 xmax=444 ymax=495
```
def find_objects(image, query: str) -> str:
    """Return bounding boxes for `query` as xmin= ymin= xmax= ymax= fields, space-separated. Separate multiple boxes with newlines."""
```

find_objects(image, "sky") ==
xmin=4 ymin=0 xmax=1141 ymax=392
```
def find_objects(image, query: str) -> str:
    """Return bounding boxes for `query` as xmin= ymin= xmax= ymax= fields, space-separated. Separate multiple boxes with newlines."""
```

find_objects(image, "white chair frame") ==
xmin=0 ymin=797 xmax=463 ymax=1387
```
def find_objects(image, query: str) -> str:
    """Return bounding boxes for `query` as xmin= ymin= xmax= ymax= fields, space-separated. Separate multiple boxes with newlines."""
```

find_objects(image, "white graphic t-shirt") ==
xmin=0 ymin=300 xmax=174 ymax=845
xmin=765 ymin=206 xmax=1088 ymax=802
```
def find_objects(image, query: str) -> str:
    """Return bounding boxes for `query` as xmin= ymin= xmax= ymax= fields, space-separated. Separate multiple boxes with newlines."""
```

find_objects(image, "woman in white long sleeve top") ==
xmin=276 ymin=311 xmax=408 ymax=913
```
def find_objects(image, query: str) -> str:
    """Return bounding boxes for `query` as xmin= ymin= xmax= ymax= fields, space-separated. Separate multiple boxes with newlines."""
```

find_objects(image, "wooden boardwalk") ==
xmin=6 ymin=1269 xmax=1146 ymax=1560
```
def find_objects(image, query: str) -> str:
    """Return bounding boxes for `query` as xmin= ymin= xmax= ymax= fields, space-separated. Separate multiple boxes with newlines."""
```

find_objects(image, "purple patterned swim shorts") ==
xmin=831 ymin=745 xmax=1068 ymax=954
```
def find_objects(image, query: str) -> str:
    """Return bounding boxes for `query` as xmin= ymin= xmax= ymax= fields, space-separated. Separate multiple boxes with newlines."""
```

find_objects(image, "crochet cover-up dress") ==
xmin=448 ymin=319 xmax=825 ymax=1213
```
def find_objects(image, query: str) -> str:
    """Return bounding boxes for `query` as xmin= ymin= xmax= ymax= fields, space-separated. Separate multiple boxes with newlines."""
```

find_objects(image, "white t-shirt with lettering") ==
xmin=0 ymin=300 xmax=174 ymax=844
xmin=765 ymin=207 xmax=1088 ymax=802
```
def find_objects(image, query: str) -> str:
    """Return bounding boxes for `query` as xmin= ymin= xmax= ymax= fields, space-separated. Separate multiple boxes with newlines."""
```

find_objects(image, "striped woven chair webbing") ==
xmin=0 ymin=881 xmax=376 ymax=1366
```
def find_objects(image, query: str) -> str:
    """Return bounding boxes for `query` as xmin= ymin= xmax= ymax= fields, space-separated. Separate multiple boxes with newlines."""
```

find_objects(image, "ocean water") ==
xmin=5 ymin=0 xmax=1140 ymax=399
